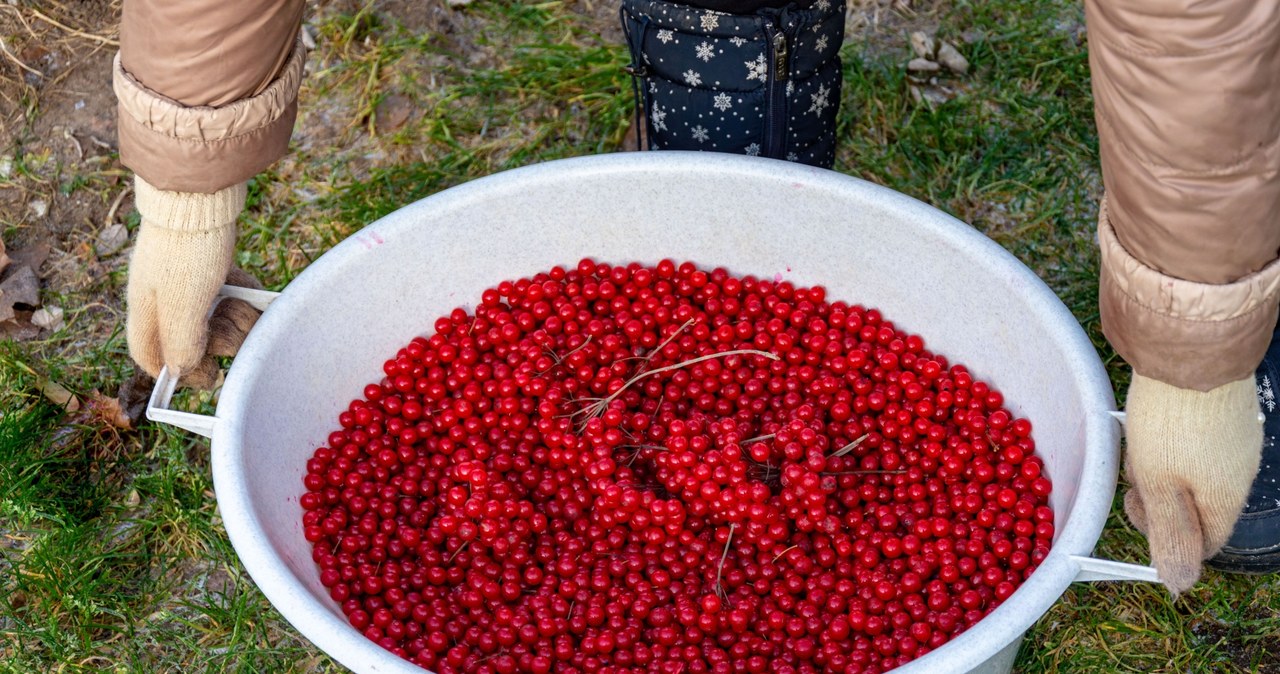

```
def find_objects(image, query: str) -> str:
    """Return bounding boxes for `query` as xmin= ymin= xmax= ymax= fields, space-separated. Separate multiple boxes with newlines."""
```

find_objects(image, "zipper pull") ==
xmin=772 ymin=31 xmax=789 ymax=81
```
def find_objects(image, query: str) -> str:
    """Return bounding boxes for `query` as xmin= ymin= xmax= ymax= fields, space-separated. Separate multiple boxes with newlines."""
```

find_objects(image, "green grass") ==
xmin=2 ymin=0 xmax=1278 ymax=671
xmin=0 ymin=351 xmax=337 ymax=672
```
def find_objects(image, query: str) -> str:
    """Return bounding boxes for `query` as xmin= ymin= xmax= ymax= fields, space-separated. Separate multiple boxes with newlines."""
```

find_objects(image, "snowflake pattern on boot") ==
xmin=621 ymin=0 xmax=846 ymax=168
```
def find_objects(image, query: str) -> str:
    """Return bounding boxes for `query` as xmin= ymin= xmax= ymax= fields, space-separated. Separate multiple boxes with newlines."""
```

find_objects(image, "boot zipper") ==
xmin=772 ymin=31 xmax=790 ymax=82
xmin=764 ymin=21 xmax=790 ymax=158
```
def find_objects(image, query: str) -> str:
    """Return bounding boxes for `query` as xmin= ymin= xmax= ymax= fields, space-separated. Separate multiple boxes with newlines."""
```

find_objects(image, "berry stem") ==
xmin=821 ymin=470 xmax=907 ymax=475
xmin=447 ymin=539 xmax=470 ymax=563
xmin=772 ymin=544 xmax=799 ymax=563
xmin=575 ymin=348 xmax=778 ymax=427
xmin=715 ymin=523 xmax=736 ymax=601
xmin=829 ymin=433 xmax=870 ymax=458
xmin=538 ymin=335 xmax=594 ymax=374
xmin=642 ymin=318 xmax=696 ymax=369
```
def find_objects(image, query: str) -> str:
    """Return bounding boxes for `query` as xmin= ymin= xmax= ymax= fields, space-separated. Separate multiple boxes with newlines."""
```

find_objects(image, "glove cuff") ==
xmin=134 ymin=175 xmax=247 ymax=233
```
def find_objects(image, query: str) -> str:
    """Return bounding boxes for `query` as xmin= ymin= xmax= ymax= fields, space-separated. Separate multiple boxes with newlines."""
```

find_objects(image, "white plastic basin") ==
xmin=149 ymin=152 xmax=1156 ymax=673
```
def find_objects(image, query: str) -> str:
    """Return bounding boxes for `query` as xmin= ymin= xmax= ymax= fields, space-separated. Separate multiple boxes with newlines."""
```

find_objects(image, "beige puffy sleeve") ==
xmin=115 ymin=0 xmax=307 ymax=193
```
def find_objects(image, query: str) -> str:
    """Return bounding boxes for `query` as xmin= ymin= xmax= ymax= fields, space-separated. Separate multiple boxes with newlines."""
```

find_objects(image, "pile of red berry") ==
xmin=301 ymin=259 xmax=1052 ymax=674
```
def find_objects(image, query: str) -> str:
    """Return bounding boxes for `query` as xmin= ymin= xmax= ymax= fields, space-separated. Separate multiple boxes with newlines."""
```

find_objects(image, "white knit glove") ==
xmin=1123 ymin=373 xmax=1263 ymax=594
xmin=126 ymin=176 xmax=257 ymax=389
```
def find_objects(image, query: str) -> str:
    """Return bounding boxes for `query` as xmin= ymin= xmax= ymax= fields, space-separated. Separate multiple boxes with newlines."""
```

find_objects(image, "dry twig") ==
xmin=822 ymin=470 xmax=907 ymax=476
xmin=829 ymin=433 xmax=870 ymax=458
xmin=0 ymin=38 xmax=42 ymax=79
xmin=573 ymin=348 xmax=778 ymax=428
xmin=18 ymin=7 xmax=120 ymax=47
xmin=714 ymin=523 xmax=735 ymax=600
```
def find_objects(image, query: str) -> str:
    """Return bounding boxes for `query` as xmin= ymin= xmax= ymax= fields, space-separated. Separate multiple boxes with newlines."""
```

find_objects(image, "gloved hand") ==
xmin=1123 ymin=373 xmax=1263 ymax=594
xmin=176 ymin=268 xmax=264 ymax=389
xmin=127 ymin=176 xmax=257 ymax=389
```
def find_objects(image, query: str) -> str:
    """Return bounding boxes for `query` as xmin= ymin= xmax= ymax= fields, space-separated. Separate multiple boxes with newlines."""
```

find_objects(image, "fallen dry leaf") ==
xmin=85 ymin=390 xmax=134 ymax=430
xmin=19 ymin=44 xmax=49 ymax=65
xmin=0 ymin=313 xmax=40 ymax=341
xmin=9 ymin=241 xmax=52 ymax=275
xmin=37 ymin=377 xmax=80 ymax=412
xmin=375 ymin=94 xmax=415 ymax=134
xmin=115 ymin=371 xmax=155 ymax=428
xmin=96 ymin=223 xmax=129 ymax=257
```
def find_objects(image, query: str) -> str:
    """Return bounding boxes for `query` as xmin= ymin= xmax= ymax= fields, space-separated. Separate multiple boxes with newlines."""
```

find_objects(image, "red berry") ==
xmin=301 ymin=260 xmax=1052 ymax=671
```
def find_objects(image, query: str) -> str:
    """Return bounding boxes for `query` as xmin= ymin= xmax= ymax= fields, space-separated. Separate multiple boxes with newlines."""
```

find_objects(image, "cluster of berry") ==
xmin=300 ymin=259 xmax=1052 ymax=674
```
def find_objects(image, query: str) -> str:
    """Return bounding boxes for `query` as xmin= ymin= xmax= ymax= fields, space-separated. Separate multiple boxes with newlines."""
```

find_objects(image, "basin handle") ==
xmin=1110 ymin=409 xmax=1263 ymax=426
xmin=145 ymin=285 xmax=282 ymax=438
xmin=1070 ymin=555 xmax=1160 ymax=583
xmin=215 ymin=285 xmax=280 ymax=312
xmin=1063 ymin=412 xmax=1162 ymax=583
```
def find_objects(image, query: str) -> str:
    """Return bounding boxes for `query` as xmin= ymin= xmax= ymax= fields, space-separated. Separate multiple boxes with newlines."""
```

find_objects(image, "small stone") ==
xmin=96 ymin=223 xmax=129 ymax=257
xmin=910 ymin=84 xmax=957 ymax=107
xmin=922 ymin=85 xmax=954 ymax=106
xmin=0 ymin=264 xmax=39 ymax=307
xmin=937 ymin=41 xmax=970 ymax=74
xmin=301 ymin=24 xmax=318 ymax=50
xmin=907 ymin=58 xmax=941 ymax=73
xmin=0 ymin=156 xmax=11 ymax=178
xmin=28 ymin=199 xmax=47 ymax=218
xmin=909 ymin=31 xmax=936 ymax=60
xmin=446 ymin=0 xmax=473 ymax=7
xmin=32 ymin=305 xmax=63 ymax=332
xmin=0 ymin=239 xmax=9 ymax=277
xmin=375 ymin=94 xmax=415 ymax=133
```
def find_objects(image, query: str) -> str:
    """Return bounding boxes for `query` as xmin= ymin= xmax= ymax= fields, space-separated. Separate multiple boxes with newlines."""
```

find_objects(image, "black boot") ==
xmin=1208 ymin=318 xmax=1280 ymax=574
xmin=620 ymin=0 xmax=845 ymax=168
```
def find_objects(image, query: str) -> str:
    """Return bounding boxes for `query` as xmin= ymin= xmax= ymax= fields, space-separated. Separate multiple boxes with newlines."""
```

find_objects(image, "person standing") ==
xmin=1083 ymin=0 xmax=1280 ymax=590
